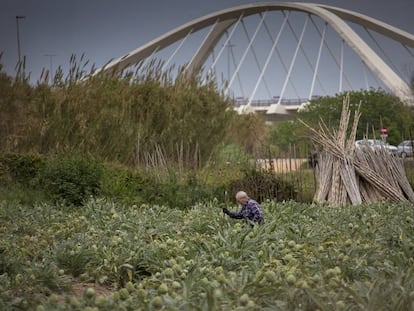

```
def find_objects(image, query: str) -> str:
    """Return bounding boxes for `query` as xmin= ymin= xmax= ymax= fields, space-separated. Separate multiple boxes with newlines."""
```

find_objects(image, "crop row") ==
xmin=1 ymin=199 xmax=414 ymax=310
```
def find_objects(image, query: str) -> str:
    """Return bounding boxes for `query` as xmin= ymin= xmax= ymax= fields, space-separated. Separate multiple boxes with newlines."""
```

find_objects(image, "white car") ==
xmin=355 ymin=139 xmax=398 ymax=155
xmin=397 ymin=140 xmax=413 ymax=158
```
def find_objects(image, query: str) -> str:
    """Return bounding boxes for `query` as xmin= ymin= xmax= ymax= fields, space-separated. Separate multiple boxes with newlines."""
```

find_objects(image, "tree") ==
xmin=266 ymin=120 xmax=309 ymax=157
xmin=297 ymin=89 xmax=414 ymax=145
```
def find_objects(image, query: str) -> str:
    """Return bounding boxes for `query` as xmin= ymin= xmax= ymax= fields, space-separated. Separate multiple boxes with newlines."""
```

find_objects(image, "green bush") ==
xmin=0 ymin=153 xmax=45 ymax=186
xmin=100 ymin=164 xmax=151 ymax=205
xmin=153 ymin=171 xmax=225 ymax=209
xmin=101 ymin=165 xmax=227 ymax=209
xmin=0 ymin=152 xmax=307 ymax=208
xmin=228 ymin=168 xmax=297 ymax=203
xmin=102 ymin=163 xmax=290 ymax=209
xmin=40 ymin=156 xmax=103 ymax=206
xmin=215 ymin=143 xmax=250 ymax=164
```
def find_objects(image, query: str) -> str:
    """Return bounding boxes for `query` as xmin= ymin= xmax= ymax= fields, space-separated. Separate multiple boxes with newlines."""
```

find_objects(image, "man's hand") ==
xmin=222 ymin=207 xmax=229 ymax=215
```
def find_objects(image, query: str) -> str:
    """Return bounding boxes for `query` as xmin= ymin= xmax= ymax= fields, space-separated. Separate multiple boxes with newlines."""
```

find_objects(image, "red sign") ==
xmin=380 ymin=127 xmax=388 ymax=135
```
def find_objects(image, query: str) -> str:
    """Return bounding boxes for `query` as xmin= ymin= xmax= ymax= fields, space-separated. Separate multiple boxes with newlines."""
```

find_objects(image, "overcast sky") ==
xmin=2 ymin=0 xmax=414 ymax=97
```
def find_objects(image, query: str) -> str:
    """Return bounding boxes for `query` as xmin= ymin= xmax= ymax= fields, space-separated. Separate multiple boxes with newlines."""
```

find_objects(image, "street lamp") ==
xmin=224 ymin=42 xmax=236 ymax=81
xmin=16 ymin=16 xmax=25 ymax=65
xmin=44 ymin=54 xmax=56 ymax=84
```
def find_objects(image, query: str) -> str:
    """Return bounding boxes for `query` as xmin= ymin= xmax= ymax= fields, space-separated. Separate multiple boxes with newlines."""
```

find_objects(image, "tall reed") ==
xmin=0 ymin=58 xmax=240 ymax=169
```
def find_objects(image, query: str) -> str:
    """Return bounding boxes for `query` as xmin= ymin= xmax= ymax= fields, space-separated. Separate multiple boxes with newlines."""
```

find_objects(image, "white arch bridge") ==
xmin=93 ymin=2 xmax=414 ymax=119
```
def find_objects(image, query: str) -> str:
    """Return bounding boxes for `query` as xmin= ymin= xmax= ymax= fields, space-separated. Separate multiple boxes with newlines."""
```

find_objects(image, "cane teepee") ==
xmin=300 ymin=94 xmax=414 ymax=206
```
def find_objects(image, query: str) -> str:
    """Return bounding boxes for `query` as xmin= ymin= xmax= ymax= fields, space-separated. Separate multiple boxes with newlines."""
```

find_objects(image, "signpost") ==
xmin=380 ymin=127 xmax=388 ymax=142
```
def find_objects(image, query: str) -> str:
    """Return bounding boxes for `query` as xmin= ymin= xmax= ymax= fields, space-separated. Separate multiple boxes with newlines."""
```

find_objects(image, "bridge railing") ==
xmin=234 ymin=97 xmax=312 ymax=107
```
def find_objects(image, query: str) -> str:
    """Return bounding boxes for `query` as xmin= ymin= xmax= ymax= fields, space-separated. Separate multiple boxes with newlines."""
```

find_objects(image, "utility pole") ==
xmin=44 ymin=54 xmax=56 ymax=84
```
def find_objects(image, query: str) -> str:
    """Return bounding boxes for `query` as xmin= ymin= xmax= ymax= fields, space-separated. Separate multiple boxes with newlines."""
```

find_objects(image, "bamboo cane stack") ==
xmin=300 ymin=94 xmax=414 ymax=206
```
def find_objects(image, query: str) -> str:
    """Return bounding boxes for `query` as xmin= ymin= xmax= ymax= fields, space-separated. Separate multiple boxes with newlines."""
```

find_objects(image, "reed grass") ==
xmin=0 ymin=57 xmax=239 ymax=169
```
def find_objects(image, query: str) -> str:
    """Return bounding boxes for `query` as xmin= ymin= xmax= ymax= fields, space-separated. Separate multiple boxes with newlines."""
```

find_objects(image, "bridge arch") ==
xmin=94 ymin=2 xmax=414 ymax=103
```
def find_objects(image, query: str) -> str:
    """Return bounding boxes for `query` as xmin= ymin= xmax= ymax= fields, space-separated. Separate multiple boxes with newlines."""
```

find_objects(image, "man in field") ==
xmin=222 ymin=191 xmax=264 ymax=224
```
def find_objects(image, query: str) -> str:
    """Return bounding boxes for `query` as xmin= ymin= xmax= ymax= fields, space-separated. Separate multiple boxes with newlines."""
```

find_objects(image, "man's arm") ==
xmin=223 ymin=206 xmax=246 ymax=219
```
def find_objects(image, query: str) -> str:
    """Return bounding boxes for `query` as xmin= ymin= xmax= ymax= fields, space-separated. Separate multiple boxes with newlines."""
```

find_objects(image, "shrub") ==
xmin=215 ymin=144 xmax=250 ymax=164
xmin=228 ymin=168 xmax=297 ymax=203
xmin=40 ymin=156 xmax=103 ymax=206
xmin=143 ymin=171 xmax=225 ymax=209
xmin=100 ymin=164 xmax=150 ymax=205
xmin=0 ymin=153 xmax=45 ymax=186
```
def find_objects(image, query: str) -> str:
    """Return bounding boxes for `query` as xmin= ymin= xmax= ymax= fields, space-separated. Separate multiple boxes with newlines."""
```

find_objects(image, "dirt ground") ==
xmin=71 ymin=282 xmax=113 ymax=298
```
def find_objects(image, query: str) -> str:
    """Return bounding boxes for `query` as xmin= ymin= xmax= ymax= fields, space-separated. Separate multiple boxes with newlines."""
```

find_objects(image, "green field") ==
xmin=1 ymin=199 xmax=414 ymax=310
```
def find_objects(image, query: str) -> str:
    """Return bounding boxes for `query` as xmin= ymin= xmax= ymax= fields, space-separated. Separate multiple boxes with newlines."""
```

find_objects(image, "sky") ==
xmin=2 ymin=0 xmax=414 ymax=98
